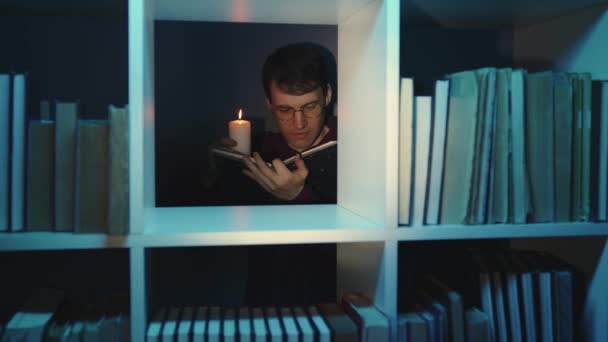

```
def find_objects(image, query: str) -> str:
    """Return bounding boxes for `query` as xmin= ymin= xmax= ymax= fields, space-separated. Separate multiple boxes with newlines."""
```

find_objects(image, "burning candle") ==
xmin=228 ymin=109 xmax=251 ymax=155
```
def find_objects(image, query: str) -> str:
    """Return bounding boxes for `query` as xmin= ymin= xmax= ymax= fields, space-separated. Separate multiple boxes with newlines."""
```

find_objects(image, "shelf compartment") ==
xmin=141 ymin=204 xmax=386 ymax=247
xmin=395 ymin=222 xmax=608 ymax=241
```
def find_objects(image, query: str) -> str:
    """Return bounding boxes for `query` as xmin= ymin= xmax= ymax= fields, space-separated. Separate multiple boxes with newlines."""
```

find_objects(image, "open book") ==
xmin=211 ymin=140 xmax=337 ymax=170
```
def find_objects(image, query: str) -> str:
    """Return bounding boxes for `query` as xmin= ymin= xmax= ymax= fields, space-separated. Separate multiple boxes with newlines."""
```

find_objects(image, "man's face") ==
xmin=267 ymin=81 xmax=332 ymax=151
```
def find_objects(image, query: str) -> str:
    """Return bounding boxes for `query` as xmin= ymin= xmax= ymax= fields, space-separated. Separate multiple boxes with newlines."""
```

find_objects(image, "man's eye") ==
xmin=277 ymin=107 xmax=292 ymax=113
xmin=305 ymin=103 xmax=318 ymax=110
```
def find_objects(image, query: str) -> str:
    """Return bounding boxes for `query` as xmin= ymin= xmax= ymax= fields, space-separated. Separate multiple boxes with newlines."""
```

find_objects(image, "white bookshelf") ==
xmin=1 ymin=0 xmax=608 ymax=341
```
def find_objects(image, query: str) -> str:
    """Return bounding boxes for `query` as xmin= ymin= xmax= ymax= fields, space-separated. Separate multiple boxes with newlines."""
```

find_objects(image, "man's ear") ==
xmin=324 ymin=83 xmax=333 ymax=105
xmin=265 ymin=97 xmax=272 ymax=110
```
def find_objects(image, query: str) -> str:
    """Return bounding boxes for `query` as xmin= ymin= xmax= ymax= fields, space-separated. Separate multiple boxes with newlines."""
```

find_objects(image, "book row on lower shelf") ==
xmin=146 ymin=292 xmax=386 ymax=342
xmin=399 ymin=67 xmax=608 ymax=227
xmin=0 ymin=289 xmax=130 ymax=342
xmin=0 ymin=73 xmax=129 ymax=235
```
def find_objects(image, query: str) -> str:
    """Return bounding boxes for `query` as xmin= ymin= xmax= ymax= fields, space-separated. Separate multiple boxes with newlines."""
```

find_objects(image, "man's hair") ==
xmin=262 ymin=43 xmax=329 ymax=101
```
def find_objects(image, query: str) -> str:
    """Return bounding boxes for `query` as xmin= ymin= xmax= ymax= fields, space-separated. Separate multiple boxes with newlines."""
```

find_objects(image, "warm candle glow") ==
xmin=229 ymin=108 xmax=251 ymax=155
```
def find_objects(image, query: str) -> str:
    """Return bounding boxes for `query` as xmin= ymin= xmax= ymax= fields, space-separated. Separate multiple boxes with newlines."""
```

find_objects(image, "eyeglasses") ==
xmin=271 ymin=100 xmax=324 ymax=122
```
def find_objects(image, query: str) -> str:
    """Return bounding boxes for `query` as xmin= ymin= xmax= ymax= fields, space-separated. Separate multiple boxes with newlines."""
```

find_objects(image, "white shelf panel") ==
xmin=395 ymin=222 xmax=608 ymax=240
xmin=141 ymin=204 xmax=385 ymax=247
xmin=153 ymin=0 xmax=372 ymax=24
xmin=0 ymin=232 xmax=132 ymax=251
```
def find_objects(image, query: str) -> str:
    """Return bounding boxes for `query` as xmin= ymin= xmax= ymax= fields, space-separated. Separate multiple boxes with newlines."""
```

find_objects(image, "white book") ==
xmin=0 ymin=74 xmax=10 ymax=231
xmin=307 ymin=306 xmax=330 ymax=342
xmin=292 ymin=307 xmax=314 ymax=342
xmin=177 ymin=307 xmax=194 ymax=342
xmin=223 ymin=308 xmax=237 ymax=342
xmin=399 ymin=77 xmax=414 ymax=225
xmin=207 ymin=306 xmax=221 ymax=342
xmin=511 ymin=70 xmax=527 ymax=224
xmin=581 ymin=73 xmax=592 ymax=221
xmin=147 ymin=308 xmax=166 ymax=342
xmin=192 ymin=306 xmax=208 ymax=342
xmin=251 ymin=308 xmax=267 ymax=342
xmin=280 ymin=308 xmax=300 ymax=342
xmin=0 ymin=74 xmax=9 ymax=231
xmin=426 ymin=79 xmax=450 ymax=225
xmin=265 ymin=307 xmax=283 ymax=342
xmin=161 ymin=307 xmax=180 ymax=342
xmin=5 ymin=288 xmax=64 ymax=342
xmin=238 ymin=308 xmax=252 ymax=342
xmin=597 ymin=81 xmax=608 ymax=221
xmin=10 ymin=73 xmax=26 ymax=231
xmin=413 ymin=96 xmax=432 ymax=226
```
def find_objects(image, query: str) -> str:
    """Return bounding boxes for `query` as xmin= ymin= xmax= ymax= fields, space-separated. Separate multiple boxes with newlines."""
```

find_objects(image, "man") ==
xmin=216 ymin=42 xmax=337 ymax=204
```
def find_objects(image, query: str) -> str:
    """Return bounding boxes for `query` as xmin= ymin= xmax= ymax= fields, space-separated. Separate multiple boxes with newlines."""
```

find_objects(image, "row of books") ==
xmin=0 ymin=289 xmax=130 ymax=342
xmin=399 ymin=68 xmax=608 ymax=226
xmin=147 ymin=292 xmax=388 ymax=342
xmin=400 ymin=249 xmax=580 ymax=342
xmin=0 ymin=73 xmax=129 ymax=234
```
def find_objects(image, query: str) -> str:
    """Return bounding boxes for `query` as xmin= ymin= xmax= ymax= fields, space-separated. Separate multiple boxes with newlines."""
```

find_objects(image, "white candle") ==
xmin=229 ymin=109 xmax=251 ymax=155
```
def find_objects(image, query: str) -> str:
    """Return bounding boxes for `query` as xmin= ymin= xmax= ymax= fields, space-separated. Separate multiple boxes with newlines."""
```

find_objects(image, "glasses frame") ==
xmin=271 ymin=98 xmax=326 ymax=122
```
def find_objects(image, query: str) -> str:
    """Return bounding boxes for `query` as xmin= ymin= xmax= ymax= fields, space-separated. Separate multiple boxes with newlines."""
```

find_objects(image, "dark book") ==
xmin=464 ymin=307 xmax=490 ymax=342
xmin=108 ymin=105 xmax=129 ymax=235
xmin=423 ymin=274 xmax=465 ymax=342
xmin=0 ymin=73 xmax=9 ymax=232
xmin=341 ymin=292 xmax=389 ymax=342
xmin=54 ymin=100 xmax=78 ymax=232
xmin=317 ymin=303 xmax=358 ymax=342
xmin=26 ymin=120 xmax=55 ymax=231
xmin=212 ymin=140 xmax=336 ymax=170
xmin=75 ymin=120 xmax=109 ymax=233
xmin=211 ymin=140 xmax=337 ymax=205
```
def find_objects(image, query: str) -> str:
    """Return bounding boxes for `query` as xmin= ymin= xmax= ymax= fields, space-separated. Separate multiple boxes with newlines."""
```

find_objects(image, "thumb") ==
xmin=294 ymin=153 xmax=308 ymax=177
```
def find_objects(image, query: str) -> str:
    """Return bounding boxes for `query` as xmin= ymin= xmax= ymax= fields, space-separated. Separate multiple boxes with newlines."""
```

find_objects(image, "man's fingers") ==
xmin=243 ymin=169 xmax=273 ymax=192
xmin=253 ymin=152 xmax=278 ymax=179
xmin=219 ymin=137 xmax=237 ymax=147
xmin=293 ymin=153 xmax=309 ymax=178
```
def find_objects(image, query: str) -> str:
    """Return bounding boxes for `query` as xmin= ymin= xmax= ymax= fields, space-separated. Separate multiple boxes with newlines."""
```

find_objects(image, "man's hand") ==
xmin=242 ymin=152 xmax=309 ymax=201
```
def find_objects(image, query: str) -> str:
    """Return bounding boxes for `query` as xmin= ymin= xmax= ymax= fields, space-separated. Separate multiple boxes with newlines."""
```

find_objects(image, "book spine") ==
xmin=0 ymin=74 xmax=10 ymax=231
xmin=10 ymin=74 xmax=26 ymax=232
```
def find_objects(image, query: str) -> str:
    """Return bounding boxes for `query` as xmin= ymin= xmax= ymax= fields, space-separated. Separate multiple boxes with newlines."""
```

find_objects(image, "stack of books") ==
xmin=399 ymin=249 xmax=581 ymax=342
xmin=146 ymin=293 xmax=389 ymax=342
xmin=0 ymin=72 xmax=129 ymax=235
xmin=398 ymin=69 xmax=608 ymax=226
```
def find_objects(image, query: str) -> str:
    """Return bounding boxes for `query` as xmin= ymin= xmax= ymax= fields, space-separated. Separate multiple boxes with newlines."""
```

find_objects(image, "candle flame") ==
xmin=238 ymin=109 xmax=243 ymax=120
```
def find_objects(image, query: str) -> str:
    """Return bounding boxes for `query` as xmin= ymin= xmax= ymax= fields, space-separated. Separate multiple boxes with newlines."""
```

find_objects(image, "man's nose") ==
xmin=293 ymin=110 xmax=307 ymax=128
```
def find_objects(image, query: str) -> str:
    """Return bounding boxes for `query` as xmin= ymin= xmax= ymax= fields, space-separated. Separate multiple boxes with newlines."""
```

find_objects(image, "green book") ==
xmin=75 ymin=120 xmax=109 ymax=233
xmin=26 ymin=120 xmax=55 ymax=231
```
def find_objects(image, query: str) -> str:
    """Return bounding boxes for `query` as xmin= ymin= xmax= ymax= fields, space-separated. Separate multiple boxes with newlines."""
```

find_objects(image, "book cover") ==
xmin=26 ymin=120 xmax=55 ymax=231
xmin=491 ymin=68 xmax=511 ymax=224
xmin=54 ymin=100 xmax=78 ymax=232
xmin=441 ymin=70 xmax=479 ymax=224
xmin=526 ymin=71 xmax=556 ymax=222
xmin=0 ymin=74 xmax=9 ymax=231
xmin=591 ymin=80 xmax=608 ymax=221
xmin=316 ymin=303 xmax=358 ymax=342
xmin=413 ymin=96 xmax=432 ymax=226
xmin=553 ymin=73 xmax=574 ymax=222
xmin=426 ymin=79 xmax=450 ymax=225
xmin=399 ymin=77 xmax=415 ymax=225
xmin=341 ymin=292 xmax=389 ymax=342
xmin=511 ymin=69 xmax=527 ymax=224
xmin=10 ymin=73 xmax=26 ymax=232
xmin=108 ymin=104 xmax=129 ymax=235
xmin=75 ymin=120 xmax=109 ymax=233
